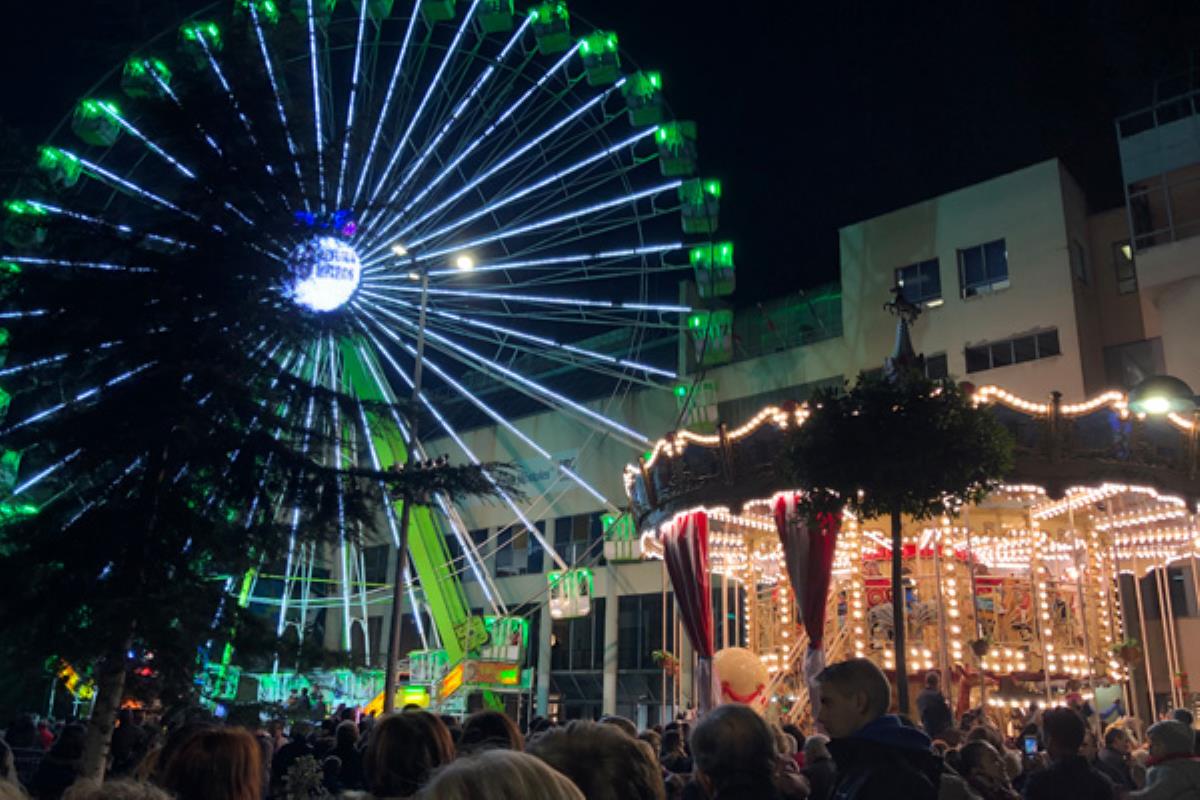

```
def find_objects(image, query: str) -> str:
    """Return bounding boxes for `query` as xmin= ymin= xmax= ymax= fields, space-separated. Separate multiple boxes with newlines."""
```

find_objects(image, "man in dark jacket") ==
xmin=1021 ymin=708 xmax=1115 ymax=800
xmin=1094 ymin=726 xmax=1136 ymax=791
xmin=916 ymin=671 xmax=953 ymax=740
xmin=815 ymin=658 xmax=941 ymax=800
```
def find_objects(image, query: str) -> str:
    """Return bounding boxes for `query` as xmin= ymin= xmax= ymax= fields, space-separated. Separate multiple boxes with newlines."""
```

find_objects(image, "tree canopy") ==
xmin=781 ymin=370 xmax=1014 ymax=521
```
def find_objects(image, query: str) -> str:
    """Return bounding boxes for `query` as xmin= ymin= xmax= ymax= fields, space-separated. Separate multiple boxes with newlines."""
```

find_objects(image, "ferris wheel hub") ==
xmin=286 ymin=235 xmax=362 ymax=312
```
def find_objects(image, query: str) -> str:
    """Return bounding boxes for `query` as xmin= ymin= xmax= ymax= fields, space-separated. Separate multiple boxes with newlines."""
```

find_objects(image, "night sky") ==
xmin=2 ymin=1 xmax=1198 ymax=302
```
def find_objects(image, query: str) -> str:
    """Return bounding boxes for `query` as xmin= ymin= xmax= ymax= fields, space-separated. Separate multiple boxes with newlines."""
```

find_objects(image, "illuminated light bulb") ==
xmin=391 ymin=242 xmax=408 ymax=257
xmin=454 ymin=254 xmax=476 ymax=271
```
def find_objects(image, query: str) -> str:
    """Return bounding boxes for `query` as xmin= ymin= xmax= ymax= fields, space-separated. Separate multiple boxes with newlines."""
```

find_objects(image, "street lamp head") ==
xmin=454 ymin=254 xmax=475 ymax=271
xmin=1128 ymin=375 xmax=1196 ymax=416
xmin=391 ymin=242 xmax=408 ymax=257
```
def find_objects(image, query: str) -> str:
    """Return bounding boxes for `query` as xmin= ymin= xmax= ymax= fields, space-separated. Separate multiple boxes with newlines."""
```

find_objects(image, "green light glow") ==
xmin=672 ymin=385 xmax=688 ymax=398
xmin=530 ymin=1 xmax=570 ymax=54
xmin=0 ymin=261 xmax=22 ymax=276
xmin=180 ymin=21 xmax=223 ymax=50
xmin=0 ymin=329 xmax=9 ymax=349
xmin=580 ymin=30 xmax=617 ymax=55
xmin=236 ymin=0 xmax=282 ymax=24
xmin=4 ymin=200 xmax=48 ymax=217
xmin=479 ymin=0 xmax=513 ymax=32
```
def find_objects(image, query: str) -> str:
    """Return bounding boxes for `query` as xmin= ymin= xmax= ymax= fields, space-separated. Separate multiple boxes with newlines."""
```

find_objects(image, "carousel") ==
xmin=623 ymin=347 xmax=1200 ymax=732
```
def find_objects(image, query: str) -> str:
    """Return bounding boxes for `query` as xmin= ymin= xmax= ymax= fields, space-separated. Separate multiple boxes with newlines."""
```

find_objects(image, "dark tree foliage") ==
xmin=0 ymin=22 xmax=515 ymax=772
xmin=781 ymin=369 xmax=1012 ymax=713
xmin=782 ymin=372 xmax=1013 ymax=521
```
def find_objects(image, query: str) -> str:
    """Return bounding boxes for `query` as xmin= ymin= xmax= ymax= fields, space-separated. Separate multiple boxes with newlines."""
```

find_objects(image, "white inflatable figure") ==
xmin=713 ymin=647 xmax=770 ymax=714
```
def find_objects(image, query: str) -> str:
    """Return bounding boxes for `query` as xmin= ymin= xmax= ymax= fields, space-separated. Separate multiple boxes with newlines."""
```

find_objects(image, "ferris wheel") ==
xmin=1 ymin=0 xmax=734 ymax=693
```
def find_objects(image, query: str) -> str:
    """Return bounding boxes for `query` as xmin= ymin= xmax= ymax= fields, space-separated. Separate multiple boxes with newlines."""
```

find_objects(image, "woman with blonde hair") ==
xmin=418 ymin=750 xmax=582 ymax=800
xmin=159 ymin=728 xmax=261 ymax=800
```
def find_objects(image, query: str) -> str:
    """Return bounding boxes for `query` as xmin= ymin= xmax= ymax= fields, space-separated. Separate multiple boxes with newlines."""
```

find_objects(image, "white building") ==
xmin=327 ymin=79 xmax=1200 ymax=723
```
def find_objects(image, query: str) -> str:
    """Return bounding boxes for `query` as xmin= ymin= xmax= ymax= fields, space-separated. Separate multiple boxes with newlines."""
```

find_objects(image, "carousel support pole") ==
xmin=721 ymin=572 xmax=730 ymax=649
xmin=964 ymin=507 xmax=985 ymax=710
xmin=1164 ymin=567 xmax=1184 ymax=709
xmin=1133 ymin=564 xmax=1157 ymax=718
xmin=661 ymin=558 xmax=668 ymax=722
xmin=1106 ymin=500 xmax=1134 ymax=717
xmin=1111 ymin=543 xmax=1135 ymax=718
xmin=1155 ymin=566 xmax=1183 ymax=709
xmin=933 ymin=525 xmax=950 ymax=686
xmin=1068 ymin=503 xmax=1097 ymax=704
xmin=1028 ymin=509 xmax=1053 ymax=704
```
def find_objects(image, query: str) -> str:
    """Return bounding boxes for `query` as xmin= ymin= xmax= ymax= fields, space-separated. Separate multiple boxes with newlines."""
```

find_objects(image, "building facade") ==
xmin=316 ymin=86 xmax=1200 ymax=721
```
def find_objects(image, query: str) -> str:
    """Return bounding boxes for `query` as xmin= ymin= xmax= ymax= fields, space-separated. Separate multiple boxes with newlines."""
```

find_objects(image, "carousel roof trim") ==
xmin=624 ymin=384 xmax=1200 ymax=533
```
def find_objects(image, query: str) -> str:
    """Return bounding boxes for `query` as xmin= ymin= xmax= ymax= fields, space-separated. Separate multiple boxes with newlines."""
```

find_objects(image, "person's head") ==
xmin=965 ymin=724 xmax=1004 ymax=753
xmin=63 ymin=780 xmax=172 ymax=800
xmin=335 ymin=720 xmax=359 ymax=751
xmin=660 ymin=729 xmax=685 ymax=757
xmin=1104 ymin=725 xmax=1132 ymax=755
xmin=418 ymin=749 xmax=584 ymax=800
xmin=459 ymin=711 xmax=523 ymax=754
xmin=290 ymin=721 xmax=313 ymax=741
xmin=958 ymin=741 xmax=1006 ymax=784
xmin=300 ymin=688 xmax=309 ymax=696
xmin=782 ymin=724 xmax=805 ymax=750
xmin=802 ymin=734 xmax=831 ymax=763
xmin=50 ymin=723 xmax=87 ymax=760
xmin=770 ymin=725 xmax=797 ymax=758
xmin=637 ymin=730 xmax=661 ymax=760
xmin=815 ymin=659 xmax=891 ymax=738
xmin=939 ymin=727 xmax=964 ymax=747
xmin=1041 ymin=708 xmax=1087 ymax=761
xmin=925 ymin=671 xmax=941 ymax=690
xmin=597 ymin=716 xmax=637 ymax=740
xmin=160 ymin=728 xmax=262 ymax=800
xmin=527 ymin=717 xmax=555 ymax=737
xmin=4 ymin=715 xmax=36 ymax=749
xmin=1171 ymin=708 xmax=1195 ymax=728
xmin=688 ymin=704 xmax=777 ymax=796
xmin=1146 ymin=720 xmax=1195 ymax=761
xmin=1081 ymin=728 xmax=1099 ymax=761
xmin=363 ymin=711 xmax=455 ymax=798
xmin=526 ymin=720 xmax=664 ymax=800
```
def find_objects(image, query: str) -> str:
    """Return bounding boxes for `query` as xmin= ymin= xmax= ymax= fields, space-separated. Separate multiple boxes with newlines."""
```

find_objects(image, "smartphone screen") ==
xmin=1023 ymin=736 xmax=1038 ymax=755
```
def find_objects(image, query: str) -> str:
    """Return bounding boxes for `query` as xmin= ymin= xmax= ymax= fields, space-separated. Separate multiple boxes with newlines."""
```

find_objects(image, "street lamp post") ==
xmin=381 ymin=251 xmax=472 ymax=713
xmin=382 ymin=262 xmax=429 ymax=714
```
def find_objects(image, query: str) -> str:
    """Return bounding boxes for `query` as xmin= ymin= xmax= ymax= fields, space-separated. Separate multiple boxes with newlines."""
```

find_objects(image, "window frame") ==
xmin=1112 ymin=240 xmax=1138 ymax=295
xmin=964 ymin=329 xmax=1060 ymax=374
xmin=895 ymin=258 xmax=942 ymax=305
xmin=957 ymin=238 xmax=1010 ymax=298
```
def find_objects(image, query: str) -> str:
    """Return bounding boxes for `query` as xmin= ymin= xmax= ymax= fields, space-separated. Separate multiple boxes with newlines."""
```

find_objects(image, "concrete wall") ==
xmin=838 ymin=159 xmax=1088 ymax=399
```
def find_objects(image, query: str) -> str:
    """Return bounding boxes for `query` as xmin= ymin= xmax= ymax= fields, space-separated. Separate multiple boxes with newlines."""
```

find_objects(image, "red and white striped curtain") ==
xmin=661 ymin=510 xmax=718 ymax=712
xmin=773 ymin=494 xmax=842 ymax=703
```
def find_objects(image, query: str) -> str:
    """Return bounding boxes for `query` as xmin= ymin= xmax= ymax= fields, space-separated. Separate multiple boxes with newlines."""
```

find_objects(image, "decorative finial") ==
xmin=884 ymin=279 xmax=922 ymax=325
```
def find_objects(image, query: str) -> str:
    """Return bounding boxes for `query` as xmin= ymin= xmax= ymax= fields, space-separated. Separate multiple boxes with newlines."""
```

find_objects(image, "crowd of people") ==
xmin=0 ymin=659 xmax=1197 ymax=800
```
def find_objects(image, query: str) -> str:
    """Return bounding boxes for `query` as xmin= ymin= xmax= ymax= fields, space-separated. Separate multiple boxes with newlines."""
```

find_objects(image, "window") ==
xmin=1070 ymin=239 xmax=1088 ymax=285
xmin=964 ymin=329 xmax=1060 ymax=373
xmin=957 ymin=239 xmax=1008 ymax=297
xmin=1103 ymin=338 xmax=1165 ymax=389
xmin=895 ymin=258 xmax=941 ymax=304
xmin=1112 ymin=241 xmax=1137 ymax=294
xmin=362 ymin=545 xmax=390 ymax=585
xmin=924 ymin=353 xmax=949 ymax=380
